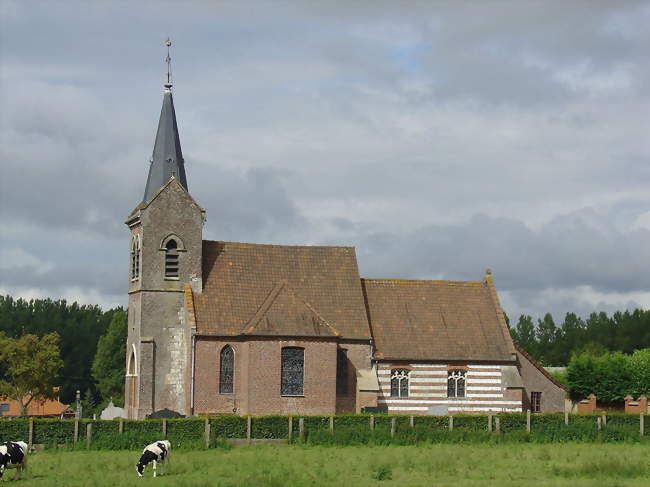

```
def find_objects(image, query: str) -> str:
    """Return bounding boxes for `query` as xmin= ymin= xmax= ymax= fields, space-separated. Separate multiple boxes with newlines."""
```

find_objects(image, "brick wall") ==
xmin=194 ymin=337 xmax=344 ymax=416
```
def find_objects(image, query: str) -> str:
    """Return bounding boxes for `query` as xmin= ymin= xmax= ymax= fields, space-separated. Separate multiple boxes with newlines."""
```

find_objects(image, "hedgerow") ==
xmin=0 ymin=413 xmax=646 ymax=449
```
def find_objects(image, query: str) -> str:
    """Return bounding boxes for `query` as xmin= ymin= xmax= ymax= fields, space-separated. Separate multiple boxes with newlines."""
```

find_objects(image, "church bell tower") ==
xmin=124 ymin=40 xmax=204 ymax=419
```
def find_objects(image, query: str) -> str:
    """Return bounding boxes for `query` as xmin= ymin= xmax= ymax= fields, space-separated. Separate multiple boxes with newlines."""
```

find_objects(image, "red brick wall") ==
xmin=194 ymin=337 xmax=340 ymax=416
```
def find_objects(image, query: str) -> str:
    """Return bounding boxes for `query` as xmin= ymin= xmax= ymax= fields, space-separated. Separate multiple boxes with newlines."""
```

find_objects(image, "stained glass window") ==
xmin=336 ymin=349 xmax=348 ymax=396
xmin=281 ymin=347 xmax=304 ymax=396
xmin=219 ymin=345 xmax=234 ymax=394
xmin=447 ymin=370 xmax=466 ymax=398
xmin=390 ymin=369 xmax=409 ymax=397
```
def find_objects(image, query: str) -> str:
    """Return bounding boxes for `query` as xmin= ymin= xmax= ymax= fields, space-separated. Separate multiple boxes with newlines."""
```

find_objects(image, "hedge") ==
xmin=0 ymin=413 xmax=646 ymax=449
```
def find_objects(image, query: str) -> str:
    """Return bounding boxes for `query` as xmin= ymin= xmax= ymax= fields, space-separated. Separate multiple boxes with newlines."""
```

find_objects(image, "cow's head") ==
xmin=135 ymin=463 xmax=144 ymax=477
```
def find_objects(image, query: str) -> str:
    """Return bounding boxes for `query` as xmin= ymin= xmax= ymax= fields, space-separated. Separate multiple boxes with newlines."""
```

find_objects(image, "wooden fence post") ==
xmin=526 ymin=410 xmax=531 ymax=433
xmin=298 ymin=418 xmax=305 ymax=441
xmin=370 ymin=415 xmax=375 ymax=431
xmin=488 ymin=414 xmax=493 ymax=433
xmin=409 ymin=416 xmax=414 ymax=428
xmin=329 ymin=415 xmax=334 ymax=434
xmin=495 ymin=417 xmax=500 ymax=434
xmin=162 ymin=419 xmax=167 ymax=438
xmin=390 ymin=417 xmax=396 ymax=438
xmin=85 ymin=423 xmax=92 ymax=449
xmin=204 ymin=418 xmax=211 ymax=449
xmin=597 ymin=417 xmax=602 ymax=431
xmin=448 ymin=415 xmax=453 ymax=432
xmin=288 ymin=416 xmax=293 ymax=441
xmin=28 ymin=419 xmax=34 ymax=447
xmin=601 ymin=412 xmax=607 ymax=427
xmin=564 ymin=411 xmax=569 ymax=426
xmin=246 ymin=416 xmax=252 ymax=445
xmin=74 ymin=420 xmax=79 ymax=445
xmin=118 ymin=419 xmax=124 ymax=434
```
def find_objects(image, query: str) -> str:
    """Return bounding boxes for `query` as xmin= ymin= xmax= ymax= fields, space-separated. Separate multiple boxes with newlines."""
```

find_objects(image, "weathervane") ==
xmin=164 ymin=38 xmax=173 ymax=90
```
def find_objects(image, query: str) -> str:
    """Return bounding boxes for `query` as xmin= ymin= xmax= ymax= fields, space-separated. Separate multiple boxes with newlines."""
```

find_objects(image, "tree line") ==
xmin=0 ymin=295 xmax=126 ymax=415
xmin=508 ymin=309 xmax=650 ymax=366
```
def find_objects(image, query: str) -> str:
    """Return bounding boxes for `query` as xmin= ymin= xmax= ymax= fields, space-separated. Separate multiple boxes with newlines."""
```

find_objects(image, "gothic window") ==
xmin=336 ymin=349 xmax=348 ymax=396
xmin=531 ymin=391 xmax=542 ymax=413
xmin=130 ymin=236 xmax=141 ymax=280
xmin=219 ymin=345 xmax=234 ymax=394
xmin=281 ymin=347 xmax=304 ymax=396
xmin=447 ymin=370 xmax=466 ymax=398
xmin=164 ymin=239 xmax=179 ymax=279
xmin=390 ymin=369 xmax=409 ymax=398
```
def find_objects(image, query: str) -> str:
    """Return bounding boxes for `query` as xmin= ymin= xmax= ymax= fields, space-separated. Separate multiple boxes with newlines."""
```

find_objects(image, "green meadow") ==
xmin=18 ymin=443 xmax=650 ymax=486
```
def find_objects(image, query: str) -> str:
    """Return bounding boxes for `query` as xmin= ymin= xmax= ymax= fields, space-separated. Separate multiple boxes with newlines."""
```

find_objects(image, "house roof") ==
xmin=361 ymin=275 xmax=517 ymax=362
xmin=193 ymin=240 xmax=371 ymax=339
xmin=0 ymin=395 xmax=70 ymax=418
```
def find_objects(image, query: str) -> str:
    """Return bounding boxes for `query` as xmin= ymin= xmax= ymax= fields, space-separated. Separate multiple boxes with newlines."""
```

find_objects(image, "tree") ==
xmin=511 ymin=315 xmax=536 ymax=356
xmin=0 ymin=332 xmax=64 ymax=416
xmin=536 ymin=313 xmax=560 ymax=365
xmin=629 ymin=348 xmax=650 ymax=396
xmin=91 ymin=311 xmax=127 ymax=407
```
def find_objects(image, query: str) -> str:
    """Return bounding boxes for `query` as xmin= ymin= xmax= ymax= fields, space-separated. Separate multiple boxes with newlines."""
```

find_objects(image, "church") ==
xmin=124 ymin=66 xmax=565 ymax=420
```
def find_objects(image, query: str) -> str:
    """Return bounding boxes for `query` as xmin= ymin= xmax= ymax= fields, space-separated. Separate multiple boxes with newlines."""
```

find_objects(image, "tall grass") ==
xmin=18 ymin=443 xmax=650 ymax=487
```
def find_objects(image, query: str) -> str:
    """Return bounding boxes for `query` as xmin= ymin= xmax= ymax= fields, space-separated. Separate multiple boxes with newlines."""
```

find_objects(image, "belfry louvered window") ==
xmin=390 ymin=369 xmax=409 ymax=397
xmin=447 ymin=370 xmax=466 ymax=398
xmin=130 ymin=236 xmax=140 ymax=280
xmin=219 ymin=345 xmax=234 ymax=394
xmin=281 ymin=347 xmax=304 ymax=396
xmin=164 ymin=239 xmax=179 ymax=278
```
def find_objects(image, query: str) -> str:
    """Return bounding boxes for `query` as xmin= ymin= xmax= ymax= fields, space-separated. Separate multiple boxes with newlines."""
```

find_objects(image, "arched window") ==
xmin=281 ymin=347 xmax=304 ymax=396
xmin=219 ymin=345 xmax=234 ymax=394
xmin=130 ymin=236 xmax=141 ymax=280
xmin=127 ymin=347 xmax=137 ymax=410
xmin=390 ymin=369 xmax=409 ymax=397
xmin=164 ymin=239 xmax=179 ymax=278
xmin=447 ymin=370 xmax=466 ymax=398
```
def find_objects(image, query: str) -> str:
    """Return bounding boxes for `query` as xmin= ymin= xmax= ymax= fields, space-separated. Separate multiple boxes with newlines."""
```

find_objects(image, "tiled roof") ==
xmin=361 ymin=276 xmax=516 ymax=361
xmin=0 ymin=395 xmax=70 ymax=417
xmin=194 ymin=240 xmax=371 ymax=339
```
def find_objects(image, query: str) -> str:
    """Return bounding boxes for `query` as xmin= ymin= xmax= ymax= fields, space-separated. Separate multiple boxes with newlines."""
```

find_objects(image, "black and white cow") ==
xmin=136 ymin=440 xmax=171 ymax=478
xmin=0 ymin=441 xmax=28 ymax=480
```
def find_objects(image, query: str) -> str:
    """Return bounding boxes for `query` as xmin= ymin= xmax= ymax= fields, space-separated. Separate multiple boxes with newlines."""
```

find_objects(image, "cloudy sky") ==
xmin=1 ymin=1 xmax=649 ymax=322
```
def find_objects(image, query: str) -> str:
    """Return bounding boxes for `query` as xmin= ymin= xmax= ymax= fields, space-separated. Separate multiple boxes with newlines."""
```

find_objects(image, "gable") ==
xmin=194 ymin=240 xmax=371 ymax=339
xmin=242 ymin=281 xmax=340 ymax=337
xmin=362 ymin=277 xmax=516 ymax=362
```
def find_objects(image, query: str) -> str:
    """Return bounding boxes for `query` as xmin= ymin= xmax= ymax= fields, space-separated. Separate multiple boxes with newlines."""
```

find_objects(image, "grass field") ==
xmin=14 ymin=443 xmax=650 ymax=486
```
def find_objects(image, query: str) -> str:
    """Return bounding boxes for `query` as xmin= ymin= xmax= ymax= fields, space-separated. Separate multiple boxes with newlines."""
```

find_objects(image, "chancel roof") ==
xmin=361 ymin=276 xmax=516 ymax=362
xmin=194 ymin=240 xmax=371 ymax=339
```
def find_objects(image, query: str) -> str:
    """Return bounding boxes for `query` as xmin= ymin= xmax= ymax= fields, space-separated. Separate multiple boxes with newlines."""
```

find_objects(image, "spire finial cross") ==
xmin=164 ymin=38 xmax=173 ymax=90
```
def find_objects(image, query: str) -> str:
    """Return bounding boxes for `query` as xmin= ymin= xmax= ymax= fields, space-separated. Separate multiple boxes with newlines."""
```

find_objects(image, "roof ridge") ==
xmin=203 ymin=239 xmax=356 ymax=250
xmin=361 ymin=277 xmax=484 ymax=285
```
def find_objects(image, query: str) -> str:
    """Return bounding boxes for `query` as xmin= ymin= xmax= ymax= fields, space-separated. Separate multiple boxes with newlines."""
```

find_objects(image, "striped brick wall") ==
xmin=377 ymin=363 xmax=522 ymax=413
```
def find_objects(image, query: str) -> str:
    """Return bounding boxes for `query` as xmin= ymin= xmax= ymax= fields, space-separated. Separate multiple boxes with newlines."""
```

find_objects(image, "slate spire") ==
xmin=142 ymin=39 xmax=188 ymax=203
